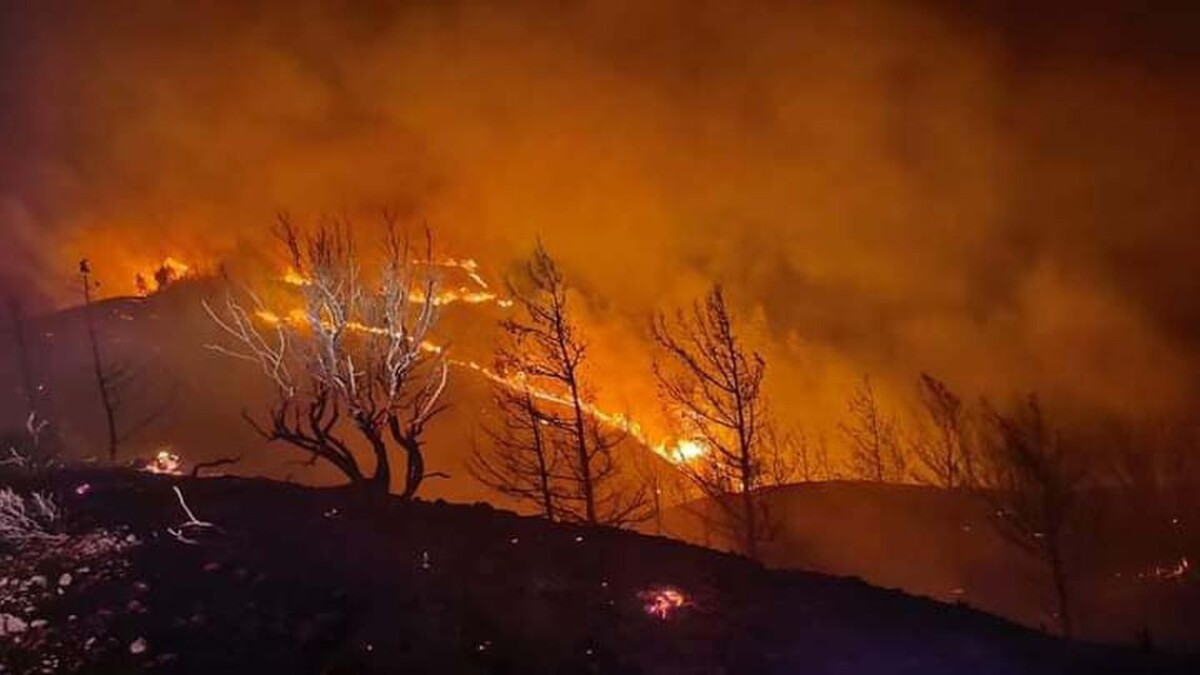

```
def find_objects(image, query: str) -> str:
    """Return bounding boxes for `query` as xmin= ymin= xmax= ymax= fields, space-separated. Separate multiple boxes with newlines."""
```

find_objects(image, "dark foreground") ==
xmin=0 ymin=468 xmax=1192 ymax=674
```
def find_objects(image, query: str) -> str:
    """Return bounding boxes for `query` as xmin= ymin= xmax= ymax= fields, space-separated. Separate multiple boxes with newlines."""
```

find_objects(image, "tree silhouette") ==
xmin=493 ymin=242 xmax=647 ymax=526
xmin=205 ymin=215 xmax=448 ymax=497
xmin=652 ymin=285 xmax=776 ymax=559
xmin=978 ymin=396 xmax=1086 ymax=638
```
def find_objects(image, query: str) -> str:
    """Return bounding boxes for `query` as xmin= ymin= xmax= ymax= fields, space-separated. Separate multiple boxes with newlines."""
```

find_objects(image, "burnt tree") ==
xmin=497 ymin=242 xmax=647 ymax=526
xmin=910 ymin=373 xmax=974 ymax=488
xmin=840 ymin=375 xmax=905 ymax=482
xmin=979 ymin=396 xmax=1086 ymax=638
xmin=77 ymin=260 xmax=167 ymax=461
xmin=205 ymin=216 xmax=447 ymax=498
xmin=652 ymin=285 xmax=773 ymax=559
xmin=469 ymin=383 xmax=565 ymax=520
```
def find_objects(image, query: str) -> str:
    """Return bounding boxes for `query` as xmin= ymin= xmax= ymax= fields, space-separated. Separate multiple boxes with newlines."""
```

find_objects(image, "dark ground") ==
xmin=1 ymin=468 xmax=1194 ymax=674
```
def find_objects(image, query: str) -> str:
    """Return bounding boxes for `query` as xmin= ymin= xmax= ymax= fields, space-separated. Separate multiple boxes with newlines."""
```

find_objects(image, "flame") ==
xmin=639 ymin=586 xmax=688 ymax=619
xmin=665 ymin=439 xmax=708 ymax=463
xmin=278 ymin=258 xmax=513 ymax=308
xmin=134 ymin=257 xmax=192 ymax=296
xmin=143 ymin=449 xmax=183 ymax=475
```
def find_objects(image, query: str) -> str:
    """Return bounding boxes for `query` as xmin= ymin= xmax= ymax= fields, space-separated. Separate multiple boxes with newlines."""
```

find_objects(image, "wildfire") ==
xmin=134 ymin=257 xmax=192 ymax=296
xmin=639 ymin=586 xmax=688 ymax=619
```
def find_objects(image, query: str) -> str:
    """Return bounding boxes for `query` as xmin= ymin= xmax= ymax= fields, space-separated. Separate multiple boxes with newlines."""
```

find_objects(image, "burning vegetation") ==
xmin=3 ymin=1 xmax=1200 ymax=670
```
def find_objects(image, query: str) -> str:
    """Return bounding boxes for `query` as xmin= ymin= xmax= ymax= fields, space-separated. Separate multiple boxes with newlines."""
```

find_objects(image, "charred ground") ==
xmin=1 ymin=467 xmax=1192 ymax=674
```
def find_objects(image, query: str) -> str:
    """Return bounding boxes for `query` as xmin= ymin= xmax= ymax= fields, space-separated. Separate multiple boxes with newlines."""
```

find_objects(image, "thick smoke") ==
xmin=2 ymin=0 xmax=1199 ymax=435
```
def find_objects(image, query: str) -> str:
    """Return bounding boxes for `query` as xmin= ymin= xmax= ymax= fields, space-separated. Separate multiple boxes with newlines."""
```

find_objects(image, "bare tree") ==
xmin=978 ymin=395 xmax=1086 ymax=638
xmin=497 ymin=242 xmax=647 ymax=526
xmin=840 ymin=375 xmax=905 ymax=482
xmin=5 ymin=297 xmax=60 ymax=462
xmin=761 ymin=423 xmax=801 ymax=486
xmin=470 ymin=383 xmax=565 ymax=520
xmin=652 ymin=285 xmax=775 ymax=559
xmin=78 ymin=260 xmax=168 ymax=460
xmin=792 ymin=429 xmax=837 ymax=482
xmin=909 ymin=373 xmax=974 ymax=489
xmin=204 ymin=215 xmax=448 ymax=498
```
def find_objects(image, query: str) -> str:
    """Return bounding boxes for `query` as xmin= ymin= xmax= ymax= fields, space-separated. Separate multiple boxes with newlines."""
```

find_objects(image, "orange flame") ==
xmin=639 ymin=587 xmax=688 ymax=619
xmin=279 ymin=258 xmax=514 ymax=308
xmin=134 ymin=257 xmax=193 ymax=296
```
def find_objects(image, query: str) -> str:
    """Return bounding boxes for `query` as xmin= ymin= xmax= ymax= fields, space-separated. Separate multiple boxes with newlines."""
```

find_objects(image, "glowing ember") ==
xmin=639 ymin=587 xmax=688 ymax=619
xmin=143 ymin=449 xmax=183 ymax=475
xmin=1153 ymin=557 xmax=1191 ymax=581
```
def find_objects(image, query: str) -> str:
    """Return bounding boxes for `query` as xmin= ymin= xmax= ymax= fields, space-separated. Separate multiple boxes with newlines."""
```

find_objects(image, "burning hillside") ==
xmin=4 ymin=0 xmax=1200 ymax=670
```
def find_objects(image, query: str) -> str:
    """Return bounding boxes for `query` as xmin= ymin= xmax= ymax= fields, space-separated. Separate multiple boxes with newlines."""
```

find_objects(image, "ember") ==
xmin=143 ymin=449 xmax=183 ymax=475
xmin=639 ymin=587 xmax=688 ymax=620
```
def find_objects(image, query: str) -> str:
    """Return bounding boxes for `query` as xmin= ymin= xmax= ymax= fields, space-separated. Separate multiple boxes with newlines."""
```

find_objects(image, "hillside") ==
xmin=1 ymin=467 xmax=1192 ymax=674
xmin=661 ymin=482 xmax=1200 ymax=649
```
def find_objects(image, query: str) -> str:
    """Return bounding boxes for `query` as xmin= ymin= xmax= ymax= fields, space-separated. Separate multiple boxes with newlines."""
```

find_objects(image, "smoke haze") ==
xmin=3 ymin=0 xmax=1200 ymax=432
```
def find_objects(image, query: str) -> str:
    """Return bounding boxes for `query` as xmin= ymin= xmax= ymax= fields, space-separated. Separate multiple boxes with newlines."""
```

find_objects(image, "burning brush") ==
xmin=140 ymin=449 xmax=183 ymax=476
xmin=639 ymin=586 xmax=689 ymax=620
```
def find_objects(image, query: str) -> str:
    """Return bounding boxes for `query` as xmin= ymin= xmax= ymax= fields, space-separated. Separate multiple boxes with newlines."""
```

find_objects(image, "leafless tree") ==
xmin=470 ymin=383 xmax=566 ymax=520
xmin=4 ymin=297 xmax=60 ymax=463
xmin=840 ymin=375 xmax=905 ymax=482
xmin=793 ymin=429 xmax=837 ymax=482
xmin=978 ymin=395 xmax=1087 ymax=638
xmin=78 ymin=260 xmax=169 ymax=461
xmin=652 ymin=285 xmax=775 ymax=559
xmin=497 ymin=242 xmax=648 ymax=526
xmin=760 ymin=422 xmax=803 ymax=486
xmin=204 ymin=215 xmax=448 ymax=498
xmin=909 ymin=373 xmax=974 ymax=489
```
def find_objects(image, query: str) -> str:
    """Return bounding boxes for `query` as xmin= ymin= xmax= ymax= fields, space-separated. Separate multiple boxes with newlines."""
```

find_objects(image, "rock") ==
xmin=30 ymin=575 xmax=48 ymax=588
xmin=30 ymin=619 xmax=47 ymax=629
xmin=129 ymin=637 xmax=148 ymax=655
xmin=58 ymin=573 xmax=72 ymax=587
xmin=0 ymin=613 xmax=28 ymax=635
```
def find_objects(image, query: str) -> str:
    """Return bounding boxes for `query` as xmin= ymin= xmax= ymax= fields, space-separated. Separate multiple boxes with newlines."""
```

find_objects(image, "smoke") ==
xmin=3 ymin=0 xmax=1199 ymax=435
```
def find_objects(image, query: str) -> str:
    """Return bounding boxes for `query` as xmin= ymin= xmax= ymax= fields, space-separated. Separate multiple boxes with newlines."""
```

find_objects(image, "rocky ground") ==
xmin=0 ymin=467 xmax=1195 ymax=674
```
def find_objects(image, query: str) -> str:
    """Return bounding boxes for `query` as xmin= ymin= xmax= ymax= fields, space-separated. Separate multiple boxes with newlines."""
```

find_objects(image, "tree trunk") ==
xmin=1049 ymin=545 xmax=1074 ymax=638
xmin=400 ymin=439 xmax=424 ymax=500
xmin=529 ymin=398 xmax=555 ymax=520
xmin=356 ymin=418 xmax=391 ymax=495
xmin=80 ymin=270 xmax=120 ymax=461
xmin=567 ymin=380 xmax=596 ymax=524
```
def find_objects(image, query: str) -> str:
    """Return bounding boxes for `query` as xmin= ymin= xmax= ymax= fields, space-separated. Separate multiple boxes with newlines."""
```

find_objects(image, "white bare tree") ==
xmin=204 ymin=215 xmax=448 ymax=498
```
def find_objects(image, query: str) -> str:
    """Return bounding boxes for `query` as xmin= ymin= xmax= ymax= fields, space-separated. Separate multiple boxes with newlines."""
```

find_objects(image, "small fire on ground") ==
xmin=639 ymin=586 xmax=688 ymax=620
xmin=142 ymin=449 xmax=183 ymax=475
